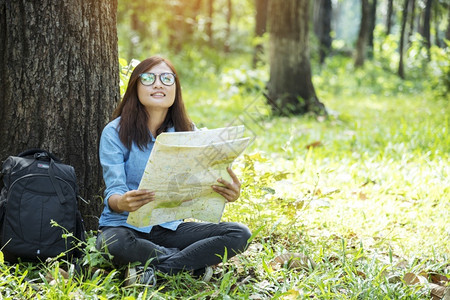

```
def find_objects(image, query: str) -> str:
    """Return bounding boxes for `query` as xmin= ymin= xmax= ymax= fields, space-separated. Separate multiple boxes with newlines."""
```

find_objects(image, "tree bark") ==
xmin=398 ymin=0 xmax=410 ymax=79
xmin=168 ymin=2 xmax=185 ymax=53
xmin=367 ymin=0 xmax=377 ymax=59
xmin=267 ymin=0 xmax=326 ymax=116
xmin=314 ymin=0 xmax=332 ymax=64
xmin=386 ymin=0 xmax=394 ymax=35
xmin=446 ymin=6 xmax=450 ymax=47
xmin=224 ymin=0 xmax=232 ymax=53
xmin=422 ymin=0 xmax=432 ymax=50
xmin=433 ymin=1 xmax=440 ymax=47
xmin=252 ymin=0 xmax=268 ymax=67
xmin=408 ymin=0 xmax=416 ymax=42
xmin=0 ymin=0 xmax=119 ymax=230
xmin=207 ymin=0 xmax=214 ymax=46
xmin=354 ymin=0 xmax=370 ymax=67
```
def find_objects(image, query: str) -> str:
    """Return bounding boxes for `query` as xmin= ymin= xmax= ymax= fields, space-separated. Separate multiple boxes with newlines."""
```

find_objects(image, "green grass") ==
xmin=1 ymin=59 xmax=449 ymax=299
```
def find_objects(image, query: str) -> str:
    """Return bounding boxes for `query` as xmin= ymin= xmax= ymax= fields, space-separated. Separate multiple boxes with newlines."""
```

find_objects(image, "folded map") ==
xmin=127 ymin=125 xmax=251 ymax=227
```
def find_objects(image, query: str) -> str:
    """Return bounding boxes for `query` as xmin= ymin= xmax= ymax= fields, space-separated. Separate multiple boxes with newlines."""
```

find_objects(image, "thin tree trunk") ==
xmin=422 ymin=0 xmax=432 ymax=50
xmin=433 ymin=1 xmax=440 ymax=47
xmin=408 ymin=0 xmax=415 ymax=42
xmin=189 ymin=0 xmax=203 ymax=38
xmin=207 ymin=0 xmax=214 ymax=46
xmin=129 ymin=2 xmax=145 ymax=60
xmin=252 ymin=0 xmax=268 ymax=67
xmin=267 ymin=0 xmax=326 ymax=116
xmin=314 ymin=0 xmax=332 ymax=64
xmin=224 ymin=0 xmax=232 ymax=53
xmin=398 ymin=0 xmax=410 ymax=79
xmin=354 ymin=0 xmax=370 ymax=67
xmin=0 ymin=0 xmax=119 ymax=230
xmin=168 ymin=2 xmax=185 ymax=53
xmin=446 ymin=6 xmax=450 ymax=47
xmin=367 ymin=0 xmax=377 ymax=58
xmin=386 ymin=0 xmax=393 ymax=35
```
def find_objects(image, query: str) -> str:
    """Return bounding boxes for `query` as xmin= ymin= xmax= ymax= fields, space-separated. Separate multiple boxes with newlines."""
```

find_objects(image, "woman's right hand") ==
xmin=108 ymin=190 xmax=155 ymax=213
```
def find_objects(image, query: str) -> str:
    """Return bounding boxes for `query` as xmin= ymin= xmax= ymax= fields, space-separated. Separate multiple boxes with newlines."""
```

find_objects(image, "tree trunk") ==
xmin=422 ymin=0 xmax=432 ymax=50
xmin=191 ymin=0 xmax=203 ymax=38
xmin=446 ymin=6 xmax=450 ymax=47
xmin=367 ymin=0 xmax=377 ymax=59
xmin=207 ymin=0 xmax=214 ymax=46
xmin=408 ymin=0 xmax=415 ymax=42
xmin=386 ymin=0 xmax=394 ymax=35
xmin=129 ymin=2 xmax=147 ymax=60
xmin=398 ymin=0 xmax=410 ymax=79
xmin=252 ymin=0 xmax=268 ymax=67
xmin=224 ymin=0 xmax=232 ymax=53
xmin=0 ymin=0 xmax=119 ymax=231
xmin=267 ymin=0 xmax=326 ymax=116
xmin=168 ymin=2 xmax=185 ymax=53
xmin=314 ymin=0 xmax=332 ymax=64
xmin=433 ymin=1 xmax=440 ymax=47
xmin=354 ymin=0 xmax=370 ymax=67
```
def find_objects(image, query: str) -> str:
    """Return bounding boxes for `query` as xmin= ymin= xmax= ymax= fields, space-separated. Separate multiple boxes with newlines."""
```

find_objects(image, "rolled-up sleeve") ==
xmin=99 ymin=121 xmax=129 ymax=204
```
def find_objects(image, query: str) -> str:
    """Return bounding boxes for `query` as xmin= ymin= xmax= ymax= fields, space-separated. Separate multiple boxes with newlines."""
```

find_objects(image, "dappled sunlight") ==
xmin=220 ymin=86 xmax=449 ymax=297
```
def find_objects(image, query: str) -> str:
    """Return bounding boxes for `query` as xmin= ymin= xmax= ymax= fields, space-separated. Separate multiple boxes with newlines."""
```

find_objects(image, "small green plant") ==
xmin=427 ymin=41 xmax=450 ymax=99
xmin=220 ymin=66 xmax=268 ymax=97
xmin=119 ymin=57 xmax=140 ymax=97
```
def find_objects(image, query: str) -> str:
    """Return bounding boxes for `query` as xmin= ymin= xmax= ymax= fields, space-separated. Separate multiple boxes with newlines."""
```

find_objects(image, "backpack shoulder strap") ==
xmin=48 ymin=159 xmax=67 ymax=205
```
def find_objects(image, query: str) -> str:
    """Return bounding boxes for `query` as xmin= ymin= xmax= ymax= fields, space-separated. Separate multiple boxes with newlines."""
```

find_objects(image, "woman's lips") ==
xmin=151 ymin=92 xmax=165 ymax=97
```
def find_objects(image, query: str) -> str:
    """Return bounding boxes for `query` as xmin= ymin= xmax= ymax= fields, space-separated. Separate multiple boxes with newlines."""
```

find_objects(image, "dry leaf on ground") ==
xmin=45 ymin=268 xmax=69 ymax=282
xmin=270 ymin=252 xmax=316 ymax=271
xmin=403 ymin=272 xmax=428 ymax=285
xmin=430 ymin=283 xmax=449 ymax=300
xmin=430 ymin=273 xmax=450 ymax=285
xmin=305 ymin=141 xmax=322 ymax=149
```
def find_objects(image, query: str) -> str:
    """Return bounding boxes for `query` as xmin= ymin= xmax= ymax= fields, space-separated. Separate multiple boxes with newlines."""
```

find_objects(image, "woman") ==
xmin=96 ymin=56 xmax=251 ymax=285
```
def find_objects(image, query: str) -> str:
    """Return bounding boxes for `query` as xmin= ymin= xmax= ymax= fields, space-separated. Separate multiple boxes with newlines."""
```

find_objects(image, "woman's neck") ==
xmin=147 ymin=108 xmax=168 ymax=137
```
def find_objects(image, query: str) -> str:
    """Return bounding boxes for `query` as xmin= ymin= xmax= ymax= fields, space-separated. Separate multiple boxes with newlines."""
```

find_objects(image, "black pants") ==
xmin=96 ymin=222 xmax=251 ymax=275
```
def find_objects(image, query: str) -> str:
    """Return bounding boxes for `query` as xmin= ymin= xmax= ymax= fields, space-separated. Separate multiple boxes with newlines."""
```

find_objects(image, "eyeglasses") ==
xmin=139 ymin=72 xmax=176 ymax=86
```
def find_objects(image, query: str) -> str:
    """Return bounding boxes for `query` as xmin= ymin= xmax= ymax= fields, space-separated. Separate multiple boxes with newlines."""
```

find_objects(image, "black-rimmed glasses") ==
xmin=139 ymin=72 xmax=176 ymax=86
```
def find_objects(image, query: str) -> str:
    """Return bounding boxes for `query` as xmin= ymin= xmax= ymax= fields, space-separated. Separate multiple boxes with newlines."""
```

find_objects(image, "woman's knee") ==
xmin=96 ymin=227 xmax=136 ymax=256
xmin=236 ymin=223 xmax=252 ymax=242
xmin=224 ymin=222 xmax=252 ymax=251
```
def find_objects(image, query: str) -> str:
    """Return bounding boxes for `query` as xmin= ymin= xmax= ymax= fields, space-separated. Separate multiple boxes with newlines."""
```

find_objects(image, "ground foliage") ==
xmin=1 ymin=52 xmax=448 ymax=299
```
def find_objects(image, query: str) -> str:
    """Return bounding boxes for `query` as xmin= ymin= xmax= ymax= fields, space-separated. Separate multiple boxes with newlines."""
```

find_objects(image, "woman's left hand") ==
xmin=211 ymin=167 xmax=241 ymax=202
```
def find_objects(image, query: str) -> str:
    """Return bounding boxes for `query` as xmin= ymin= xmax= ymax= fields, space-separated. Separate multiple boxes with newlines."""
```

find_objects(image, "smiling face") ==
xmin=137 ymin=62 xmax=176 ymax=112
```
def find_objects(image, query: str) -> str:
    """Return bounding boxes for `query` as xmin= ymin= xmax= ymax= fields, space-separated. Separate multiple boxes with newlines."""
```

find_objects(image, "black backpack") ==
xmin=0 ymin=149 xmax=86 ymax=262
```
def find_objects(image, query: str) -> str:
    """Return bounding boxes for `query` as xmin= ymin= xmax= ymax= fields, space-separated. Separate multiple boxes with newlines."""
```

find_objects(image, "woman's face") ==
xmin=137 ymin=62 xmax=176 ymax=112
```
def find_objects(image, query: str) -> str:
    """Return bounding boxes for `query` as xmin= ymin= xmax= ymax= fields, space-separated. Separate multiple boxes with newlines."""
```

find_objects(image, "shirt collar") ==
xmin=151 ymin=126 xmax=175 ymax=142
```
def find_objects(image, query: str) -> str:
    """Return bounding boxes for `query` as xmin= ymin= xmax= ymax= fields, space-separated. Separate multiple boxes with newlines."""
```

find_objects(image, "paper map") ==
xmin=127 ymin=126 xmax=251 ymax=227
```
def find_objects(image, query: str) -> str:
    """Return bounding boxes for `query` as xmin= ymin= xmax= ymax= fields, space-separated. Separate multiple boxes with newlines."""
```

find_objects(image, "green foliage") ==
xmin=169 ymin=46 xmax=227 ymax=85
xmin=3 ymin=25 xmax=450 ymax=297
xmin=117 ymin=0 xmax=255 ymax=64
xmin=314 ymin=38 xmax=449 ymax=102
xmin=427 ymin=41 xmax=450 ymax=99
xmin=119 ymin=58 xmax=140 ymax=97
xmin=2 ymin=84 xmax=448 ymax=299
xmin=220 ymin=66 xmax=268 ymax=97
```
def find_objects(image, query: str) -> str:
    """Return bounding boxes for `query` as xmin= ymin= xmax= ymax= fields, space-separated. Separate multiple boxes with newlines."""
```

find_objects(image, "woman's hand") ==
xmin=211 ymin=167 xmax=241 ymax=203
xmin=108 ymin=190 xmax=155 ymax=213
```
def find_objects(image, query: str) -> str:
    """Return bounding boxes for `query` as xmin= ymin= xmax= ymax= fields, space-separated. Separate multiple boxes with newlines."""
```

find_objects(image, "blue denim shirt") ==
xmin=98 ymin=117 xmax=182 ymax=233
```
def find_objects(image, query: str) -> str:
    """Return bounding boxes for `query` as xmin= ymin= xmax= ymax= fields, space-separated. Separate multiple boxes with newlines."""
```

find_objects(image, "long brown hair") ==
xmin=112 ymin=56 xmax=193 ymax=150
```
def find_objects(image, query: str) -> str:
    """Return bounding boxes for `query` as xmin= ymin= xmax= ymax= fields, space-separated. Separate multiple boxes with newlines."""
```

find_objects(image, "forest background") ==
xmin=0 ymin=0 xmax=449 ymax=299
